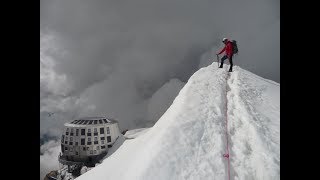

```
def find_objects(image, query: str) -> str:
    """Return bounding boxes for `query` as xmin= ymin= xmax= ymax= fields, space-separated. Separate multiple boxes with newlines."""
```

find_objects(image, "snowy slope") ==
xmin=76 ymin=64 xmax=280 ymax=180
xmin=124 ymin=128 xmax=151 ymax=139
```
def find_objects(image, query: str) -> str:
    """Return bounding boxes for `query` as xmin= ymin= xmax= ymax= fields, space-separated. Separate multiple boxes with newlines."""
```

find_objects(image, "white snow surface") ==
xmin=124 ymin=128 xmax=151 ymax=139
xmin=77 ymin=64 xmax=280 ymax=180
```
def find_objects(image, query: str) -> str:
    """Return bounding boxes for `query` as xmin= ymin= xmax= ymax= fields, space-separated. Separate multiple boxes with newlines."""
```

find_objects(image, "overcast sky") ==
xmin=40 ymin=0 xmax=279 ymax=140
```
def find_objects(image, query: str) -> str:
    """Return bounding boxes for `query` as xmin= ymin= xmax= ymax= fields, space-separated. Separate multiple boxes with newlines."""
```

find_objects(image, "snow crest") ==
xmin=77 ymin=64 xmax=280 ymax=180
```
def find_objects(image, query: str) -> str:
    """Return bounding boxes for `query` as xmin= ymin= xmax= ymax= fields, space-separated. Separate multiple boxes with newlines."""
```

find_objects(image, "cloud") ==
xmin=147 ymin=79 xmax=185 ymax=123
xmin=40 ymin=140 xmax=61 ymax=180
xmin=40 ymin=0 xmax=279 ymax=139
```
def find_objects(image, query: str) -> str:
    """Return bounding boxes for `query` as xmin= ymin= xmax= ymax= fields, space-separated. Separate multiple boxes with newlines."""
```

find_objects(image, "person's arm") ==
xmin=217 ymin=46 xmax=226 ymax=55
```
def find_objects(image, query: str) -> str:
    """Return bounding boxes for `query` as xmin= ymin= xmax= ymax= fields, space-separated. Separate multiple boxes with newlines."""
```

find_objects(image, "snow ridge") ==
xmin=76 ymin=64 xmax=280 ymax=180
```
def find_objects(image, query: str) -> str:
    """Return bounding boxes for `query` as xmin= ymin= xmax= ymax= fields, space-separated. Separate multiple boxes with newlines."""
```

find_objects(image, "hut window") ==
xmin=76 ymin=129 xmax=79 ymax=136
xmin=87 ymin=129 xmax=92 ymax=136
xmin=81 ymin=139 xmax=85 ymax=145
xmin=107 ymin=136 xmax=111 ymax=143
xmin=89 ymin=120 xmax=93 ymax=125
xmin=70 ymin=129 xmax=74 ymax=136
xmin=100 ymin=128 xmax=104 ymax=134
xmin=101 ymin=146 xmax=105 ymax=149
xmin=94 ymin=120 xmax=98 ymax=124
xmin=81 ymin=129 xmax=85 ymax=135
xmin=100 ymin=137 xmax=105 ymax=140
xmin=69 ymin=142 xmax=73 ymax=145
xmin=99 ymin=120 xmax=103 ymax=124
xmin=106 ymin=127 xmax=110 ymax=134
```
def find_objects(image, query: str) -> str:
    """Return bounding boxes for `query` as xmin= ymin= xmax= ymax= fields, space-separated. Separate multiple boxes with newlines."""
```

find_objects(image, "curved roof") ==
xmin=64 ymin=117 xmax=118 ymax=127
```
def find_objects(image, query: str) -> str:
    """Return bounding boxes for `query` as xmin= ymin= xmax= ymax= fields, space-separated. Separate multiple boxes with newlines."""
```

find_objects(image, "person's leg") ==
xmin=229 ymin=55 xmax=233 ymax=72
xmin=220 ymin=55 xmax=228 ymax=68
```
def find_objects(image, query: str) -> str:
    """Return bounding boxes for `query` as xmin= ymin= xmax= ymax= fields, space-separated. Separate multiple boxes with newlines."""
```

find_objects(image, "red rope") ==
xmin=223 ymin=73 xmax=231 ymax=180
